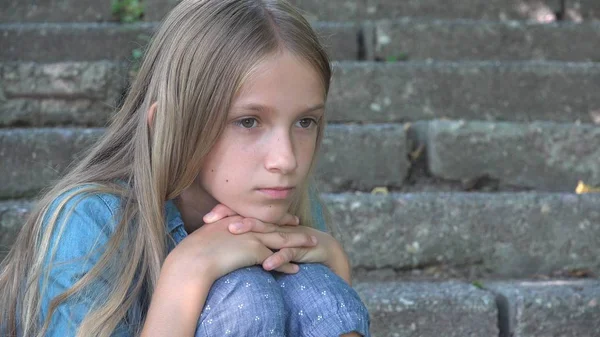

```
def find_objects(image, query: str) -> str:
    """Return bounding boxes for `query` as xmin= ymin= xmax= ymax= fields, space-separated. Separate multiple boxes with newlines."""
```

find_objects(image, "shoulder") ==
xmin=43 ymin=184 xmax=124 ymax=262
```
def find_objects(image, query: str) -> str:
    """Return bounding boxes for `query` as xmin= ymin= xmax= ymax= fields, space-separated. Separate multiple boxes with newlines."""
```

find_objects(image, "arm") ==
xmin=140 ymin=254 xmax=215 ymax=337
xmin=40 ymin=191 xmax=130 ymax=336
xmin=141 ymin=215 xmax=318 ymax=337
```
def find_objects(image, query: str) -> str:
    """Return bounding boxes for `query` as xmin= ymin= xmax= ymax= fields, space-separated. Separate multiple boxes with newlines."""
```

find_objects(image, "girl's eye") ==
xmin=296 ymin=118 xmax=317 ymax=129
xmin=235 ymin=118 xmax=259 ymax=129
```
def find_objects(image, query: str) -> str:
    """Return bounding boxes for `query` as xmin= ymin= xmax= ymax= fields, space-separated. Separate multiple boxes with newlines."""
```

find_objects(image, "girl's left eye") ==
xmin=296 ymin=118 xmax=317 ymax=129
xmin=234 ymin=118 xmax=259 ymax=129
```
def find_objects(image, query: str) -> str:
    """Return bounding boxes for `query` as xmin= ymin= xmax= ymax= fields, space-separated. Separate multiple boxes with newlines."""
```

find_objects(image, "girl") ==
xmin=0 ymin=0 xmax=370 ymax=336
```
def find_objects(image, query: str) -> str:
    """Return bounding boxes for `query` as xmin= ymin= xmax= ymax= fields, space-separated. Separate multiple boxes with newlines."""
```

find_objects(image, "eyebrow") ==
xmin=235 ymin=103 xmax=325 ymax=114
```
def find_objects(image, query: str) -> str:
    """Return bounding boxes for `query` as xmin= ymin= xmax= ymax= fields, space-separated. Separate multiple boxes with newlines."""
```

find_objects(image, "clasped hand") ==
xmin=201 ymin=204 xmax=350 ymax=281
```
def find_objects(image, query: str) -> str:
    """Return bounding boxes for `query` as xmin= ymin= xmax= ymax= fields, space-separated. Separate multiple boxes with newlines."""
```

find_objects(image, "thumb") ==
xmin=203 ymin=204 xmax=238 ymax=223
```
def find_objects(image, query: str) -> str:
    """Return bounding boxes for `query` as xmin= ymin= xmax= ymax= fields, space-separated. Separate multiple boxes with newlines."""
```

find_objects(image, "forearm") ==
xmin=141 ymin=258 xmax=214 ymax=337
xmin=327 ymin=239 xmax=352 ymax=285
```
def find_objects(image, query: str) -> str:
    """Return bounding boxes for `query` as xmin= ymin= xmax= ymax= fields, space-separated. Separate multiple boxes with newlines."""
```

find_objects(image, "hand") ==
xmin=243 ymin=220 xmax=351 ymax=283
xmin=202 ymin=204 xmax=304 ymax=273
xmin=204 ymin=204 xmax=351 ymax=283
xmin=164 ymin=215 xmax=318 ymax=284
xmin=203 ymin=203 xmax=300 ymax=230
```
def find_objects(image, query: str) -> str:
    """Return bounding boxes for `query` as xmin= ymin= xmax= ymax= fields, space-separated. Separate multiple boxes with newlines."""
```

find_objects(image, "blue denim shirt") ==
xmin=39 ymin=186 xmax=328 ymax=336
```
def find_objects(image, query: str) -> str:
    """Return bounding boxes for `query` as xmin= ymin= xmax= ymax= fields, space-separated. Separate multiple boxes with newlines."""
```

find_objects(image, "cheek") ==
xmin=297 ymin=135 xmax=318 ymax=169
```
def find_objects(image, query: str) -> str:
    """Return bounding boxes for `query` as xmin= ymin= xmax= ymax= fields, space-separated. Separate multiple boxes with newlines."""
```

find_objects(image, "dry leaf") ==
xmin=371 ymin=187 xmax=389 ymax=195
xmin=409 ymin=144 xmax=425 ymax=161
xmin=575 ymin=181 xmax=600 ymax=194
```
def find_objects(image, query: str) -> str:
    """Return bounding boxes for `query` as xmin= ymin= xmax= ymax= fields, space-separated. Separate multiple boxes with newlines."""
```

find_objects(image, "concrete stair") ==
xmin=2 ymin=0 xmax=600 ymax=336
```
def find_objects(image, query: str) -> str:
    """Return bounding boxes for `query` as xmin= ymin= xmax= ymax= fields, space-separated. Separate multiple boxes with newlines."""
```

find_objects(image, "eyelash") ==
xmin=233 ymin=117 xmax=319 ymax=129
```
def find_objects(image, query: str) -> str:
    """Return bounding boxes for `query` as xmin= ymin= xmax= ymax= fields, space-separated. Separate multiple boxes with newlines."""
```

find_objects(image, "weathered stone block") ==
xmin=313 ymin=22 xmax=359 ymax=61
xmin=0 ymin=0 xmax=113 ymax=22
xmin=144 ymin=0 xmax=181 ymax=21
xmin=324 ymin=192 xmax=600 ymax=277
xmin=328 ymin=62 xmax=600 ymax=124
xmin=0 ymin=201 xmax=32 ymax=258
xmin=355 ymin=281 xmax=499 ymax=337
xmin=0 ymin=22 xmax=357 ymax=63
xmin=316 ymin=124 xmax=409 ymax=192
xmin=1 ymin=0 xmax=562 ymax=23
xmin=289 ymin=0 xmax=560 ymax=21
xmin=0 ymin=128 xmax=103 ymax=199
xmin=0 ymin=23 xmax=156 ymax=62
xmin=0 ymin=124 xmax=405 ymax=198
xmin=0 ymin=62 xmax=126 ymax=126
xmin=0 ymin=99 xmax=116 ymax=127
xmin=371 ymin=20 xmax=600 ymax=62
xmin=1 ymin=62 xmax=125 ymax=99
xmin=428 ymin=121 xmax=600 ymax=191
xmin=486 ymin=280 xmax=600 ymax=337
xmin=566 ymin=0 xmax=600 ymax=21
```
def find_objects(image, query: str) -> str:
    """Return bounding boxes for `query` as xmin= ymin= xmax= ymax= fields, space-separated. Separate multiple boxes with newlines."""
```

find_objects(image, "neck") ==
xmin=173 ymin=185 xmax=218 ymax=233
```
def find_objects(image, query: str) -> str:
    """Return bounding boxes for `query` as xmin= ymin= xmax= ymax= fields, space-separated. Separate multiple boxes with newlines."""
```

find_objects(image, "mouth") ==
xmin=257 ymin=186 xmax=295 ymax=199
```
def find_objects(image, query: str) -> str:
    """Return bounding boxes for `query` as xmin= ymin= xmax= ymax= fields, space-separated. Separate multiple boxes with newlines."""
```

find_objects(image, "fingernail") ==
xmin=311 ymin=236 xmax=318 ymax=244
xmin=264 ymin=260 xmax=274 ymax=270
xmin=230 ymin=222 xmax=243 ymax=232
xmin=204 ymin=212 xmax=216 ymax=222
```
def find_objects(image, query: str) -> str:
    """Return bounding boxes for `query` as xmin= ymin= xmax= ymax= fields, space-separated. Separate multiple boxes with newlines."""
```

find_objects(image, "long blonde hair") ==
xmin=0 ymin=1 xmax=331 ymax=336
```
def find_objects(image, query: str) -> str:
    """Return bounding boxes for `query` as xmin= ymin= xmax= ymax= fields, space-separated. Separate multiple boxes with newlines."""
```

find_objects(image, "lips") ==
xmin=257 ymin=186 xmax=295 ymax=199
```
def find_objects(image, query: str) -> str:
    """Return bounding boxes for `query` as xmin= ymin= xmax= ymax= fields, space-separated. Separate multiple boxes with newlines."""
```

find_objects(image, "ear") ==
xmin=147 ymin=102 xmax=158 ymax=129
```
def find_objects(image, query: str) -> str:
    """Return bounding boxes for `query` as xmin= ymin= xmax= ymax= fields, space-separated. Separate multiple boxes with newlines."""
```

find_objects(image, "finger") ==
xmin=278 ymin=213 xmax=300 ymax=226
xmin=229 ymin=218 xmax=276 ymax=234
xmin=203 ymin=204 xmax=238 ymax=223
xmin=255 ymin=232 xmax=317 ymax=250
xmin=272 ymin=263 xmax=299 ymax=274
xmin=263 ymin=248 xmax=298 ymax=271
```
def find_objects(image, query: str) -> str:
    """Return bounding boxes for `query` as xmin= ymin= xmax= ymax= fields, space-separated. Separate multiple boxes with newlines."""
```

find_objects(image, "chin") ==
xmin=237 ymin=204 xmax=290 ymax=224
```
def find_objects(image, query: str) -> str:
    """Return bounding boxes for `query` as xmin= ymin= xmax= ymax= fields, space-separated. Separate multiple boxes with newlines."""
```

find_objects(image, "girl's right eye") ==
xmin=234 ymin=118 xmax=259 ymax=129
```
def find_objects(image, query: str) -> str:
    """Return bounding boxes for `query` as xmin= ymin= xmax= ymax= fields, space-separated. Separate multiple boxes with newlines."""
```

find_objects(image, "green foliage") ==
xmin=386 ymin=53 xmax=409 ymax=62
xmin=129 ymin=34 xmax=152 ymax=75
xmin=471 ymin=280 xmax=485 ymax=289
xmin=111 ymin=0 xmax=144 ymax=23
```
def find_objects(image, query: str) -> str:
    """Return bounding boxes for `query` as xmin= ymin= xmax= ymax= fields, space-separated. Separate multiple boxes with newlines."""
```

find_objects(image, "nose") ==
xmin=264 ymin=129 xmax=297 ymax=174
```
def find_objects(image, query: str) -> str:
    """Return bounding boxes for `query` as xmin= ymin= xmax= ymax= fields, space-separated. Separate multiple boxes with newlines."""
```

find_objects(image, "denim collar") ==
xmin=165 ymin=199 xmax=185 ymax=234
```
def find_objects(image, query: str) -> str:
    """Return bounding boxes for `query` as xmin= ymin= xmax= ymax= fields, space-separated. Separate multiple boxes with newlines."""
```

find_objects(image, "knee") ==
xmin=277 ymin=263 xmax=371 ymax=336
xmin=197 ymin=266 xmax=286 ymax=336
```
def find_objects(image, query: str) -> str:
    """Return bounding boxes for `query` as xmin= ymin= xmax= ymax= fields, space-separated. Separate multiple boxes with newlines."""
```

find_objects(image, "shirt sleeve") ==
xmin=40 ymin=190 xmax=131 ymax=336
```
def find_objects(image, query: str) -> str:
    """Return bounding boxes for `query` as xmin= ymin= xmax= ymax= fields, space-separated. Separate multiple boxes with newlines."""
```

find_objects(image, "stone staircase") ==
xmin=2 ymin=0 xmax=600 ymax=336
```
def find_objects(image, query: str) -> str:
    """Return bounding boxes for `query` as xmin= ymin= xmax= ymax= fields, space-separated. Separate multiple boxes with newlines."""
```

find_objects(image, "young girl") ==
xmin=0 ymin=0 xmax=370 ymax=336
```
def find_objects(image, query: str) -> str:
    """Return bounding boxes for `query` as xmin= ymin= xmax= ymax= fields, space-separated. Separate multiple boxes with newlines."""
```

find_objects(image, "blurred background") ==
xmin=1 ymin=0 xmax=600 ymax=336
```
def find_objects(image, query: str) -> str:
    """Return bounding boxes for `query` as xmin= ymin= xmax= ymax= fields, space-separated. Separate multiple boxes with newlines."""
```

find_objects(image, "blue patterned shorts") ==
xmin=195 ymin=263 xmax=370 ymax=336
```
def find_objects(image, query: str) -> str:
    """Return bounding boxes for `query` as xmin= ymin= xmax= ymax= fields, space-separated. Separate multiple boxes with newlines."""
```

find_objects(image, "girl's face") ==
xmin=197 ymin=50 xmax=326 ymax=224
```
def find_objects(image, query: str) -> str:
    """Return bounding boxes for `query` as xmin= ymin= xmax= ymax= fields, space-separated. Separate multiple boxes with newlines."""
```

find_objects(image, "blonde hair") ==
xmin=0 ymin=1 xmax=331 ymax=336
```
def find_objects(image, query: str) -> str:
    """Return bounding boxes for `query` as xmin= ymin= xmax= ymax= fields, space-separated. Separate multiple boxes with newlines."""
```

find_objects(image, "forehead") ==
xmin=233 ymin=51 xmax=326 ymax=109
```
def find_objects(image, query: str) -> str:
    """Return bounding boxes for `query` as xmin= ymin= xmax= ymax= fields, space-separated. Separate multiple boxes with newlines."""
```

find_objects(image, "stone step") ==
xmin=328 ymin=61 xmax=600 ymax=124
xmin=0 ymin=125 xmax=409 ymax=199
xmin=0 ymin=22 xmax=358 ymax=62
xmin=567 ymin=0 xmax=600 ymax=21
xmin=4 ymin=192 xmax=600 ymax=278
xmin=0 ymin=62 xmax=127 ymax=127
xmin=4 ymin=20 xmax=600 ymax=64
xmin=1 ymin=197 xmax=599 ymax=336
xmin=426 ymin=120 xmax=600 ymax=191
xmin=356 ymin=281 xmax=499 ymax=337
xmin=286 ymin=0 xmax=563 ymax=23
xmin=358 ymin=279 xmax=600 ymax=337
xmin=366 ymin=19 xmax=600 ymax=62
xmin=4 ymin=61 xmax=600 ymax=127
xmin=3 ymin=120 xmax=600 ymax=196
xmin=325 ymin=192 xmax=600 ymax=278
xmin=0 ymin=0 xmax=564 ymax=23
